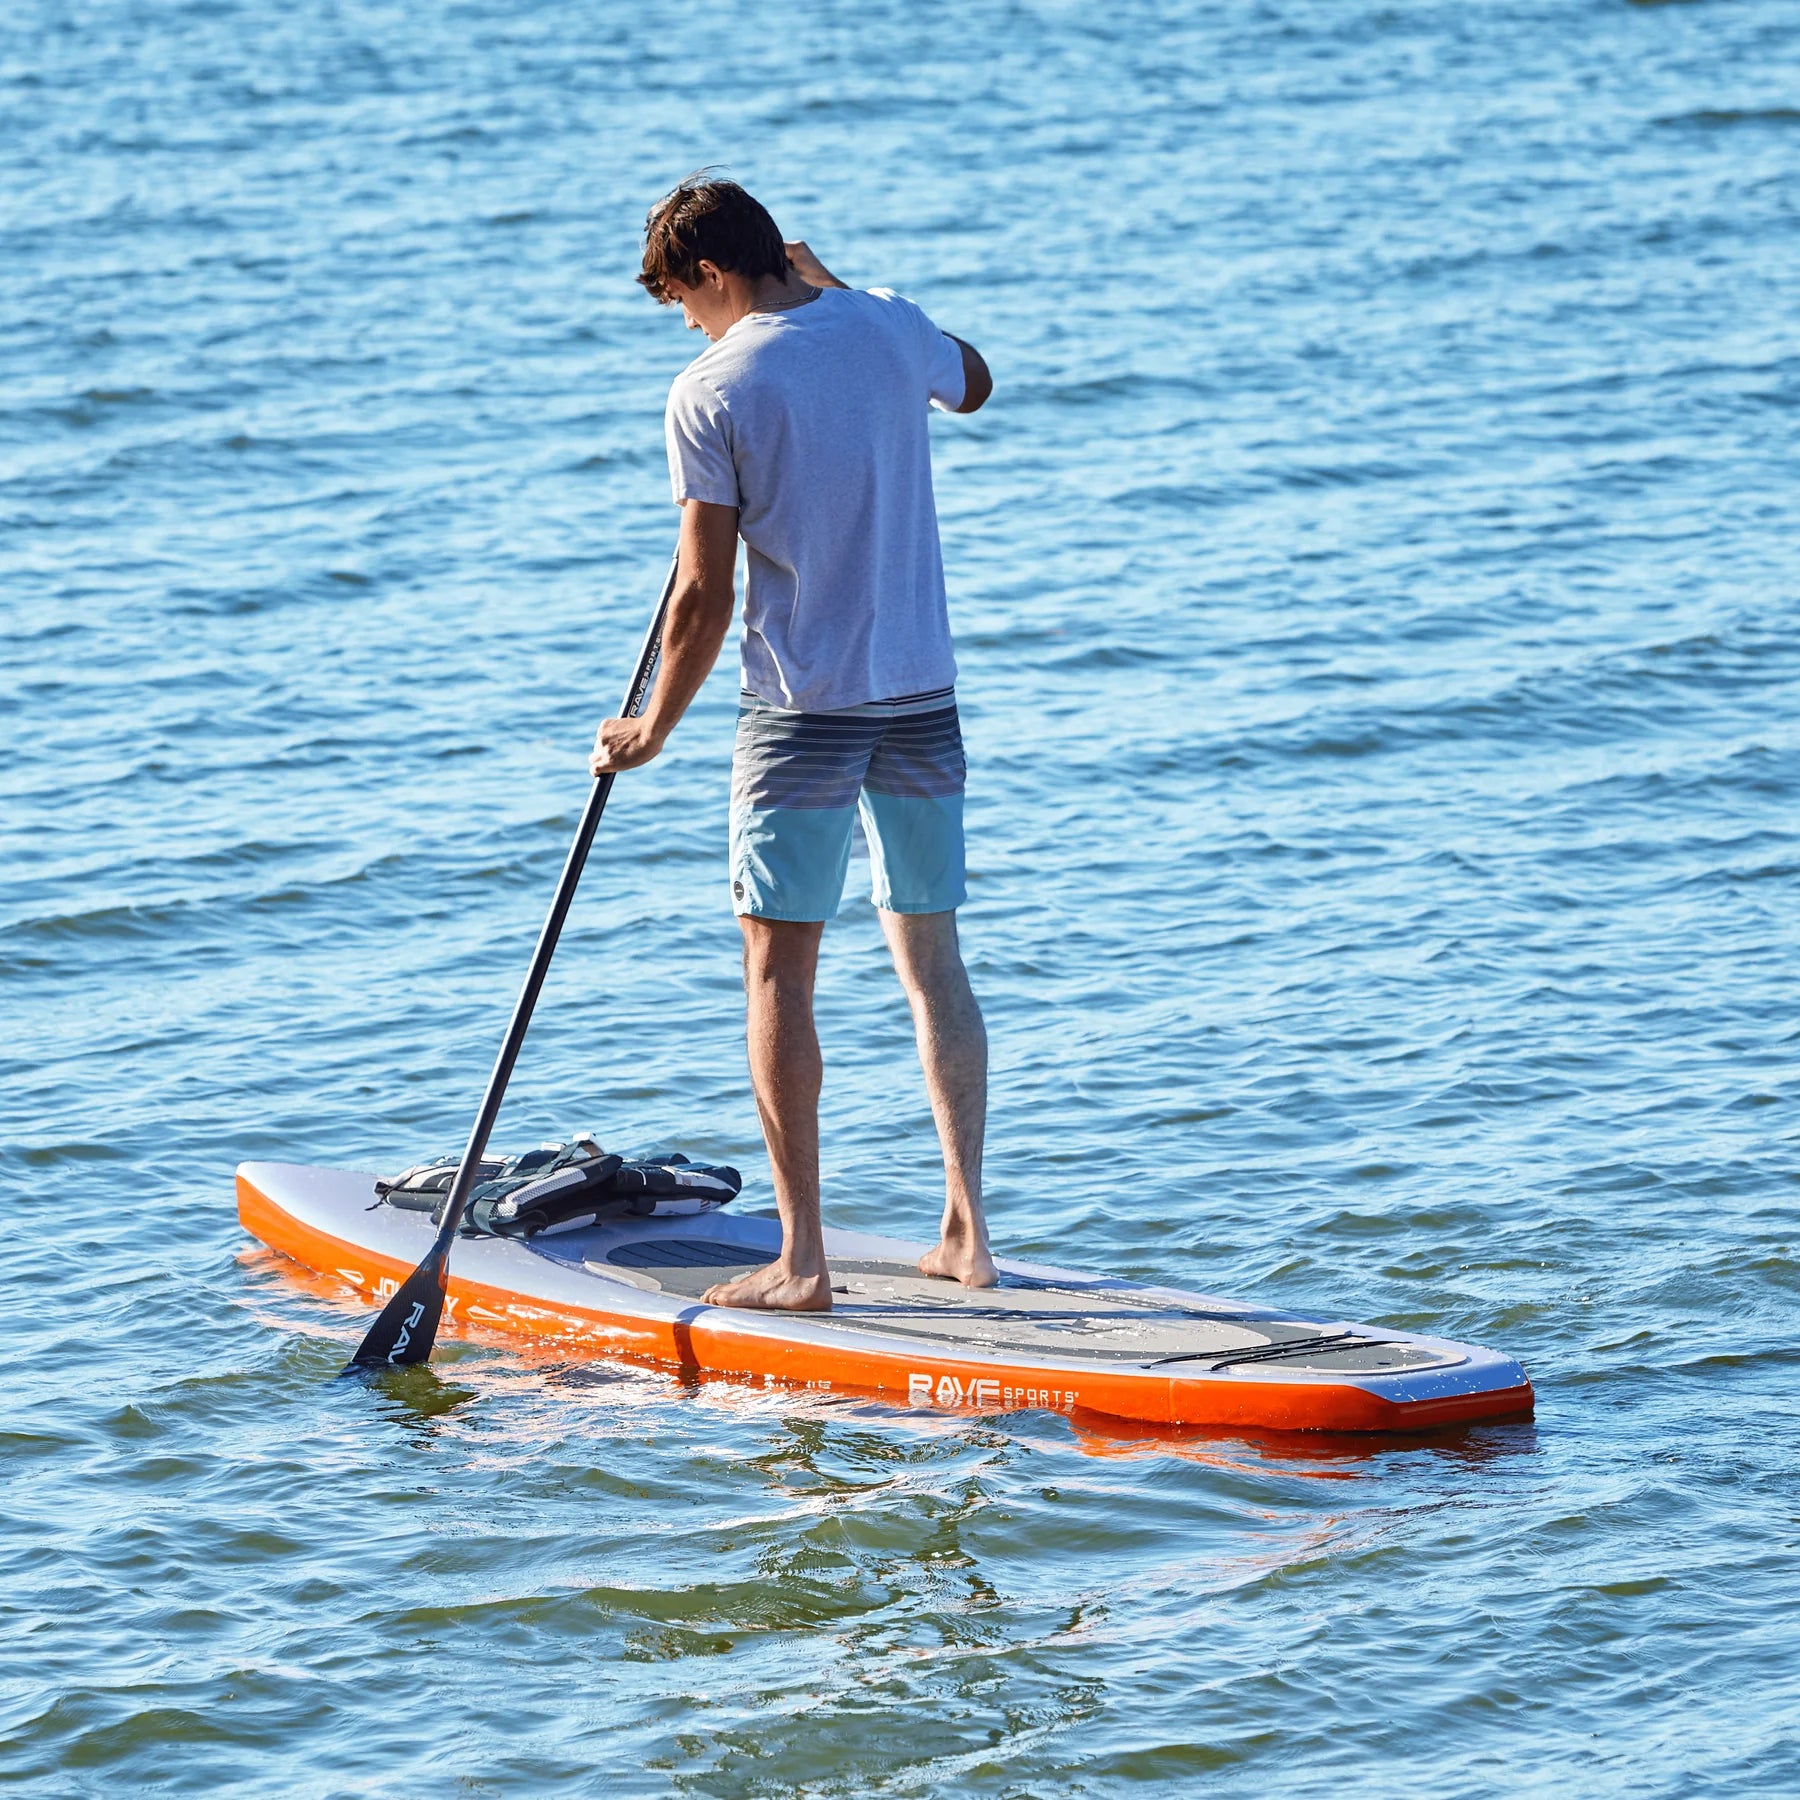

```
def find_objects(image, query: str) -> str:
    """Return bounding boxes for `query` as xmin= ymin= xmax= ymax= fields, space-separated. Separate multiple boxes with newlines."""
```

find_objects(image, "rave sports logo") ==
xmin=909 ymin=1372 xmax=1079 ymax=1411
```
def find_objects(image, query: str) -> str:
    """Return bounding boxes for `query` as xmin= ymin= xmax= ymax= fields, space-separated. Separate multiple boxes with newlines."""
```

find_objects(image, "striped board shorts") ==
xmin=729 ymin=686 xmax=967 ymax=921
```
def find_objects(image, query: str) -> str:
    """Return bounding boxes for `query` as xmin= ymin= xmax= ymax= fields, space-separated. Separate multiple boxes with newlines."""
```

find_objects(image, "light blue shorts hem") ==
xmin=730 ymin=792 xmax=966 ymax=923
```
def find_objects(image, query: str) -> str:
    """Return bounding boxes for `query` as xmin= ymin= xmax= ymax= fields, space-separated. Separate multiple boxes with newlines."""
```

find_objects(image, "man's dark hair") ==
xmin=639 ymin=175 xmax=788 ymax=302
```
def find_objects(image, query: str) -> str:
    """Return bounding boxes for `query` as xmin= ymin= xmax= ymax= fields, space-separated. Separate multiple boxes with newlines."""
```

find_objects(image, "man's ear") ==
xmin=694 ymin=259 xmax=726 ymax=291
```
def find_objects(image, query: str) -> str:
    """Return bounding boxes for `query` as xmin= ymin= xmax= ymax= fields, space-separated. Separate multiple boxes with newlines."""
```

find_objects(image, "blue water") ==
xmin=5 ymin=0 xmax=1799 ymax=1791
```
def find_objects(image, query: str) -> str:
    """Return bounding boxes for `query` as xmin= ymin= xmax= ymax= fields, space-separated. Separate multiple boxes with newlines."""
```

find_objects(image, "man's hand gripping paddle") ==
xmin=345 ymin=558 xmax=678 ymax=1373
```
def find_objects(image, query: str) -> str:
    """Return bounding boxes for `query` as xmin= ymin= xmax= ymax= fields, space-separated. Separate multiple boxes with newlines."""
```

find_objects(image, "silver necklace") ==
xmin=751 ymin=284 xmax=821 ymax=316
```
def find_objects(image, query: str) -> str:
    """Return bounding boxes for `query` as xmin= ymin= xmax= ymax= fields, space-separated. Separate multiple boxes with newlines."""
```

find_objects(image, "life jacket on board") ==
xmin=374 ymin=1135 xmax=741 ymax=1238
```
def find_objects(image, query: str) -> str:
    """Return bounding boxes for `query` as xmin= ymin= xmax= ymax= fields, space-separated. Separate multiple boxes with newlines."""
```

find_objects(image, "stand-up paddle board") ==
xmin=239 ymin=1160 xmax=1533 ymax=1432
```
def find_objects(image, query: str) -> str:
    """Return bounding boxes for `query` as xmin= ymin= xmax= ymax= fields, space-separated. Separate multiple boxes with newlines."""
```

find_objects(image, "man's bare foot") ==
xmin=701 ymin=1261 xmax=833 ymax=1311
xmin=918 ymin=1237 xmax=998 ymax=1288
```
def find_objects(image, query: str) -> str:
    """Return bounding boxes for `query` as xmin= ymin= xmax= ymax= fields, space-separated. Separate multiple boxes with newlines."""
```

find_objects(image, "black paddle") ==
xmin=345 ymin=555 xmax=679 ymax=1372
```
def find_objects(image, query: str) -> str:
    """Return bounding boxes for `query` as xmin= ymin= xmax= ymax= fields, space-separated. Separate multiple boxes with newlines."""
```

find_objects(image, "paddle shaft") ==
xmin=344 ymin=556 xmax=679 ymax=1369
xmin=424 ymin=557 xmax=678 ymax=1254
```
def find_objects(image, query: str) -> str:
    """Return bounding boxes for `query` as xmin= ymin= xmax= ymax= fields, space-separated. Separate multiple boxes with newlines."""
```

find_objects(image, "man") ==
xmin=589 ymin=176 xmax=995 ymax=1312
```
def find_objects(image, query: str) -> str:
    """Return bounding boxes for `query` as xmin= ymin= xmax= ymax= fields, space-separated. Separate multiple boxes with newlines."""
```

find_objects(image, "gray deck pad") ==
xmin=589 ymin=1236 xmax=1450 ymax=1374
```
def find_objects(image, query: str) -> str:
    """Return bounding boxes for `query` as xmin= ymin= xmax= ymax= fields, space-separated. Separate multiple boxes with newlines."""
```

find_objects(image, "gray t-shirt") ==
xmin=663 ymin=285 xmax=967 ymax=713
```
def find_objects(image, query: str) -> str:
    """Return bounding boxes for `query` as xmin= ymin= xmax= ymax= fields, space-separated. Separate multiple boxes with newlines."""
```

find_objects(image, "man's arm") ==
xmin=786 ymin=239 xmax=991 ymax=413
xmin=589 ymin=499 xmax=738 ymax=774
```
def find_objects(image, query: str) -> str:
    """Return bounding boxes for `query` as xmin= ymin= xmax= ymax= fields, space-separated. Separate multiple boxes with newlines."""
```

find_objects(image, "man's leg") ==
xmin=701 ymin=916 xmax=833 ymax=1311
xmin=879 ymin=908 xmax=996 ymax=1288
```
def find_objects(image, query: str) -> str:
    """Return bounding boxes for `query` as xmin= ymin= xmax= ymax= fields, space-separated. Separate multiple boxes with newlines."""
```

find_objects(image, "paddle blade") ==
xmin=344 ymin=1245 xmax=448 ymax=1372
